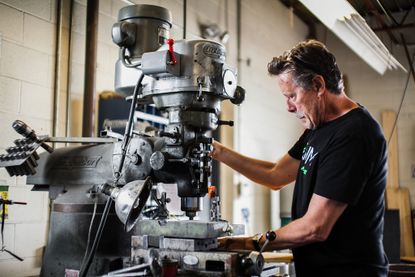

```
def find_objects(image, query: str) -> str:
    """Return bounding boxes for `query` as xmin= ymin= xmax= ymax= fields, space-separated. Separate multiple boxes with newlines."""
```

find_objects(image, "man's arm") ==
xmin=218 ymin=193 xmax=347 ymax=251
xmin=210 ymin=141 xmax=300 ymax=190
xmin=267 ymin=193 xmax=347 ymax=249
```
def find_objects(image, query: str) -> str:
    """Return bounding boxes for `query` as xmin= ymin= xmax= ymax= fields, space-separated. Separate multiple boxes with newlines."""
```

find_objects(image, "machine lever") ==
xmin=259 ymin=231 xmax=277 ymax=254
xmin=218 ymin=120 xmax=234 ymax=126
xmin=230 ymin=86 xmax=245 ymax=105
xmin=12 ymin=120 xmax=53 ymax=153
xmin=0 ymin=199 xmax=27 ymax=206
xmin=167 ymin=38 xmax=177 ymax=65
xmin=158 ymin=131 xmax=179 ymax=140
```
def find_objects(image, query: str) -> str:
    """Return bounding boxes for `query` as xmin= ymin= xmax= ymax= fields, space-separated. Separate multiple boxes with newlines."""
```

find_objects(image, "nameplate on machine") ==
xmin=55 ymin=156 xmax=102 ymax=169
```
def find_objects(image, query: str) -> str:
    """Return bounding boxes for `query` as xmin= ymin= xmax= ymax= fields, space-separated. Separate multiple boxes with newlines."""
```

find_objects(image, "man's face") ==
xmin=277 ymin=72 xmax=322 ymax=129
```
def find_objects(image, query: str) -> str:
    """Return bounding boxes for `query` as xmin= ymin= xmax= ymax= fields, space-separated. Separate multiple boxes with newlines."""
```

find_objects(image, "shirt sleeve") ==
xmin=288 ymin=129 xmax=311 ymax=160
xmin=314 ymin=134 xmax=371 ymax=205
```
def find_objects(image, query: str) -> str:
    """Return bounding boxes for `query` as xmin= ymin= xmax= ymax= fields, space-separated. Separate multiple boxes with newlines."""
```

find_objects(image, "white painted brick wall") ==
xmin=98 ymin=12 xmax=116 ymax=45
xmin=14 ymin=222 xmax=48 ymax=257
xmin=70 ymin=30 xmax=86 ymax=64
xmin=72 ymin=1 xmax=86 ymax=35
xmin=0 ymin=256 xmax=43 ymax=277
xmin=20 ymin=82 xmax=53 ymax=120
xmin=0 ymin=3 xmax=24 ymax=42
xmin=23 ymin=13 xmax=55 ymax=55
xmin=0 ymin=40 xmax=51 ymax=87
xmin=0 ymin=0 xmax=53 ymax=275
xmin=0 ymin=0 xmax=53 ymax=21
xmin=0 ymin=76 xmax=20 ymax=114
xmin=100 ymin=0 xmax=112 ymax=17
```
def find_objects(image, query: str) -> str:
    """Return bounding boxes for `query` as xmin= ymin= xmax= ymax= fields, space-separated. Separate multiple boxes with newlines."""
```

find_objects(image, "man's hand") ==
xmin=217 ymin=235 xmax=255 ymax=251
xmin=209 ymin=140 xmax=224 ymax=160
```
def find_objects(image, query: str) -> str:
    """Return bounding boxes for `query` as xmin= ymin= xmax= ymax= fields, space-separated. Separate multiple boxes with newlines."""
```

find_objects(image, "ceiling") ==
xmin=279 ymin=0 xmax=415 ymax=46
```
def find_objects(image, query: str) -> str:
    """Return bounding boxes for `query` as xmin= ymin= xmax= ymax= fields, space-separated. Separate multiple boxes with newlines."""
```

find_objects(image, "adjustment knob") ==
xmin=150 ymin=151 xmax=167 ymax=171
xmin=112 ymin=22 xmax=136 ymax=47
xmin=12 ymin=120 xmax=37 ymax=141
xmin=230 ymin=86 xmax=245 ymax=105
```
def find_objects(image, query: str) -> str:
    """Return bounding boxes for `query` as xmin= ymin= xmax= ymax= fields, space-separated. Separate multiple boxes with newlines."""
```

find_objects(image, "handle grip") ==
xmin=12 ymin=120 xmax=37 ymax=141
xmin=12 ymin=120 xmax=53 ymax=153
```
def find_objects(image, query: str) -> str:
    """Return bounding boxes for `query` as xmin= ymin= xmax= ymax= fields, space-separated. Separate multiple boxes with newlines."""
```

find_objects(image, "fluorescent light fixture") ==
xmin=299 ymin=0 xmax=406 ymax=75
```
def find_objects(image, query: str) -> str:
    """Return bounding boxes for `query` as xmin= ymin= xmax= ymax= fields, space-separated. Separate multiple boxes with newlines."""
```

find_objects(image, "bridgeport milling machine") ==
xmin=0 ymin=4 xmax=272 ymax=277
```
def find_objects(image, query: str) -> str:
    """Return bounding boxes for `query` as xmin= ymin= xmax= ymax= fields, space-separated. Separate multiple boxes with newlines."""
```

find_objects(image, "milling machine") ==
xmin=0 ymin=4 xmax=267 ymax=277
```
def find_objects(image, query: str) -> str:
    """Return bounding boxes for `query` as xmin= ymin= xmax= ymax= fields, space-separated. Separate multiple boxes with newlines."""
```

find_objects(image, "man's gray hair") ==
xmin=268 ymin=40 xmax=344 ymax=94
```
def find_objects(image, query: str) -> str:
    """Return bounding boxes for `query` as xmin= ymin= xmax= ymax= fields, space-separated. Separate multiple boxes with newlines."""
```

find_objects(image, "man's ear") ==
xmin=313 ymin=75 xmax=325 ymax=97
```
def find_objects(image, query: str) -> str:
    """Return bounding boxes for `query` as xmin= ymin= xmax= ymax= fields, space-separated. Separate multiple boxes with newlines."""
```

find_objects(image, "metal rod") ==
xmin=363 ymin=0 xmax=399 ymax=44
xmin=399 ymin=8 xmax=412 ymax=25
xmin=82 ymin=0 xmax=99 ymax=137
xmin=373 ymin=23 xmax=415 ymax=32
xmin=52 ymin=0 xmax=62 ymax=140
xmin=116 ymin=73 xmax=145 ymax=180
xmin=107 ymin=272 xmax=147 ymax=277
xmin=46 ymin=137 xmax=118 ymax=143
xmin=183 ymin=0 xmax=187 ymax=39
xmin=108 ymin=263 xmax=150 ymax=275
xmin=401 ymin=34 xmax=415 ymax=85
xmin=375 ymin=0 xmax=399 ymax=26
xmin=65 ymin=0 xmax=74 ymax=140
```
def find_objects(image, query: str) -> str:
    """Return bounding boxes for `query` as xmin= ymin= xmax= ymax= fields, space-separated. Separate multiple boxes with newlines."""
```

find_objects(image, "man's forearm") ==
xmin=215 ymin=146 xmax=280 ymax=189
xmin=262 ymin=194 xmax=348 ymax=251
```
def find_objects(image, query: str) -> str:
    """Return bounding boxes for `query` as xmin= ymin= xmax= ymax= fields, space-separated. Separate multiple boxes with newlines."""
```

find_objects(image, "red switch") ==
xmin=167 ymin=38 xmax=177 ymax=65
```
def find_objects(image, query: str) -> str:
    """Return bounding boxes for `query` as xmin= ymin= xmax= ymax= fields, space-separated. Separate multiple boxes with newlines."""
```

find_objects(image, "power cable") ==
xmin=1 ymin=198 xmax=24 ymax=261
xmin=387 ymin=50 xmax=414 ymax=145
xmin=79 ymin=73 xmax=145 ymax=277
xmin=81 ymin=196 xmax=98 ymax=266
xmin=79 ymin=197 xmax=113 ymax=277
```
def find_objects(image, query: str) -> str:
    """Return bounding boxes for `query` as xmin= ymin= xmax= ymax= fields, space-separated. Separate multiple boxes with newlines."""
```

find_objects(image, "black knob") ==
xmin=12 ymin=120 xmax=53 ymax=153
xmin=112 ymin=22 xmax=136 ymax=47
xmin=218 ymin=120 xmax=234 ymax=127
xmin=158 ymin=131 xmax=179 ymax=139
xmin=6 ymin=147 xmax=17 ymax=154
xmin=12 ymin=120 xmax=37 ymax=140
xmin=14 ymin=138 xmax=25 ymax=147
xmin=230 ymin=86 xmax=245 ymax=105
xmin=266 ymin=231 xmax=276 ymax=241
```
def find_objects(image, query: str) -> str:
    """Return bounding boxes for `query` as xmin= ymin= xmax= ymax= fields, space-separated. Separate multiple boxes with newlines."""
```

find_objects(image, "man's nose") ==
xmin=287 ymin=100 xmax=296 ymax=113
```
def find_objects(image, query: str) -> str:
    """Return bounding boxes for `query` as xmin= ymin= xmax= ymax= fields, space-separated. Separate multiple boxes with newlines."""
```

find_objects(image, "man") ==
xmin=210 ymin=40 xmax=388 ymax=276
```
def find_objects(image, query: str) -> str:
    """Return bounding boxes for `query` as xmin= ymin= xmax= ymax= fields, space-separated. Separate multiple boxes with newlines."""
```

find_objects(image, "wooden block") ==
xmin=386 ymin=187 xmax=415 ymax=257
xmin=401 ymin=256 xmax=415 ymax=263
xmin=381 ymin=111 xmax=399 ymax=189
xmin=262 ymin=252 xmax=293 ymax=263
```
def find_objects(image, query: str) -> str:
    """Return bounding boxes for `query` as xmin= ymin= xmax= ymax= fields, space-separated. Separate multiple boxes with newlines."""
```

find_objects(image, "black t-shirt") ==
xmin=288 ymin=107 xmax=388 ymax=277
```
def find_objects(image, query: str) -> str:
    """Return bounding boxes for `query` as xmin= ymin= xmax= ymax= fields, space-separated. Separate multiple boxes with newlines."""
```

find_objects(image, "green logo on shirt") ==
xmin=301 ymin=144 xmax=318 ymax=176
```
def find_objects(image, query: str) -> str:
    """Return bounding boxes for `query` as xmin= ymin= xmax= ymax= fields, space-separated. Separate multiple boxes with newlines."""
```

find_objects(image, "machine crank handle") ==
xmin=230 ymin=86 xmax=245 ymax=105
xmin=12 ymin=120 xmax=53 ymax=153
xmin=259 ymin=230 xmax=277 ymax=254
xmin=0 ymin=199 xmax=27 ymax=205
xmin=217 ymin=120 xmax=234 ymax=127
xmin=158 ymin=131 xmax=179 ymax=140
